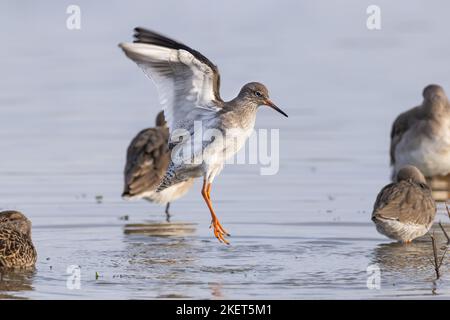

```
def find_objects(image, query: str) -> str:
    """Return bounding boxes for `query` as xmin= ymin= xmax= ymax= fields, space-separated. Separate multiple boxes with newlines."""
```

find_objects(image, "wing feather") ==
xmin=123 ymin=127 xmax=170 ymax=198
xmin=390 ymin=106 xmax=421 ymax=165
xmin=119 ymin=28 xmax=222 ymax=134
xmin=372 ymin=181 xmax=436 ymax=226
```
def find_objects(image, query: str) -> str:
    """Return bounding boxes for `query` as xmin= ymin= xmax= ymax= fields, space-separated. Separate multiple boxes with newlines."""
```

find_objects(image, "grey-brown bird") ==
xmin=122 ymin=111 xmax=194 ymax=221
xmin=372 ymin=165 xmax=436 ymax=243
xmin=119 ymin=28 xmax=288 ymax=244
xmin=0 ymin=211 xmax=37 ymax=269
xmin=390 ymin=84 xmax=450 ymax=180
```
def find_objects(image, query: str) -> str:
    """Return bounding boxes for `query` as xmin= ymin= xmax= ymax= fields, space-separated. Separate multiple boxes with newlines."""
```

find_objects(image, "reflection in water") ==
xmin=371 ymin=241 xmax=433 ymax=275
xmin=124 ymin=238 xmax=195 ymax=266
xmin=372 ymin=225 xmax=450 ymax=275
xmin=124 ymin=221 xmax=196 ymax=237
xmin=122 ymin=232 xmax=198 ymax=299
xmin=370 ymin=228 xmax=450 ymax=297
xmin=209 ymin=282 xmax=224 ymax=299
xmin=0 ymin=269 xmax=35 ymax=299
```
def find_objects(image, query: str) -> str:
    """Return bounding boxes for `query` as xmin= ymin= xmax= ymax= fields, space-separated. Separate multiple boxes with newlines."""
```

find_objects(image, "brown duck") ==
xmin=0 ymin=211 xmax=37 ymax=269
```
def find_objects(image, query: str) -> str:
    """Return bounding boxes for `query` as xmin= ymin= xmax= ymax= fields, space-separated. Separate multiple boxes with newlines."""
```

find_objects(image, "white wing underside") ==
xmin=119 ymin=43 xmax=221 ymax=135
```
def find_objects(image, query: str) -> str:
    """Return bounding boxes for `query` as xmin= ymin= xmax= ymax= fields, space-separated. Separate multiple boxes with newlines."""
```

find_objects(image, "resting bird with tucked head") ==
xmin=390 ymin=84 xmax=450 ymax=180
xmin=119 ymin=28 xmax=288 ymax=244
xmin=122 ymin=111 xmax=194 ymax=221
xmin=372 ymin=165 xmax=436 ymax=243
xmin=0 ymin=211 xmax=37 ymax=269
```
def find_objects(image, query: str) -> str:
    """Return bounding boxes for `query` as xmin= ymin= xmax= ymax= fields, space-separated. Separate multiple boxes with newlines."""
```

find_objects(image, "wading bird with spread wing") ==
xmin=119 ymin=28 xmax=288 ymax=244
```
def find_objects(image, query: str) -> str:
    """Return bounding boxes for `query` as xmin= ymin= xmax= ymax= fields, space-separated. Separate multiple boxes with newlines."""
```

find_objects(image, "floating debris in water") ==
xmin=119 ymin=215 xmax=129 ymax=221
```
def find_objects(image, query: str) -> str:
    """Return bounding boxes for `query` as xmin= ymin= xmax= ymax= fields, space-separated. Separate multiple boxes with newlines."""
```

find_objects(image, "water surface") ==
xmin=1 ymin=0 xmax=450 ymax=299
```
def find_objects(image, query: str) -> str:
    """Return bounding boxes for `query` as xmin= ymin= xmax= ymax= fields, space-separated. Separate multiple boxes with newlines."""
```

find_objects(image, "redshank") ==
xmin=0 ymin=211 xmax=36 ymax=269
xmin=390 ymin=84 xmax=450 ymax=179
xmin=119 ymin=28 xmax=288 ymax=244
xmin=122 ymin=111 xmax=194 ymax=222
xmin=372 ymin=165 xmax=436 ymax=243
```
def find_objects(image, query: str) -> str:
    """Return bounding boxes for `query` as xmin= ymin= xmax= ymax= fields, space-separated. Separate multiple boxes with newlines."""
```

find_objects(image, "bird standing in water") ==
xmin=0 ymin=211 xmax=37 ymax=269
xmin=390 ymin=84 xmax=450 ymax=180
xmin=122 ymin=111 xmax=194 ymax=222
xmin=372 ymin=165 xmax=436 ymax=243
xmin=120 ymin=28 xmax=288 ymax=244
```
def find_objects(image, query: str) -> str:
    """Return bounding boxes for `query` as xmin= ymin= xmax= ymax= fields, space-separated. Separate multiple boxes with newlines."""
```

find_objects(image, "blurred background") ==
xmin=0 ymin=0 xmax=450 ymax=299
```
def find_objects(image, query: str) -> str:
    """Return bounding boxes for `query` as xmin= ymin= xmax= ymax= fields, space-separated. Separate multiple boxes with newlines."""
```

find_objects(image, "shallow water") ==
xmin=1 ymin=0 xmax=450 ymax=299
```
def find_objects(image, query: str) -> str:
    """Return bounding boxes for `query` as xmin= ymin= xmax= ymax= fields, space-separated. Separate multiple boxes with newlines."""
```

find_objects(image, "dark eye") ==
xmin=254 ymin=91 xmax=262 ymax=98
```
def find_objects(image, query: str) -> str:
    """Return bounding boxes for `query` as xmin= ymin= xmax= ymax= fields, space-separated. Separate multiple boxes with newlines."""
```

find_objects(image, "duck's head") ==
xmin=0 ymin=211 xmax=32 ymax=237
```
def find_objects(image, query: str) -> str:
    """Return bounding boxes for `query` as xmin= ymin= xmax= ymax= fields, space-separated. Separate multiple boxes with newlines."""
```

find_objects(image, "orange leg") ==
xmin=201 ymin=179 xmax=230 ymax=244
xmin=206 ymin=183 xmax=212 ymax=199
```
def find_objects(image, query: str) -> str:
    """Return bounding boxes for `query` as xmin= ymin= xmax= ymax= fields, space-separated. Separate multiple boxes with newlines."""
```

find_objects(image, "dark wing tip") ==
xmin=132 ymin=27 xmax=187 ymax=50
xmin=131 ymin=27 xmax=218 ymax=70
xmin=129 ymin=27 xmax=222 ymax=101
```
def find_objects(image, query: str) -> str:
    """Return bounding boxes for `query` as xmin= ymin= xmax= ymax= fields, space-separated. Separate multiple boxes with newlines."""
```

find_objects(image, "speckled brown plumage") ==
xmin=0 ymin=211 xmax=36 ymax=269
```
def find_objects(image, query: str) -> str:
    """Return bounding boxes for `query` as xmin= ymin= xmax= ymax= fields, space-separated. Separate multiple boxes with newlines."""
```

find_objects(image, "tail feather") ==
xmin=157 ymin=162 xmax=189 ymax=192
xmin=157 ymin=163 xmax=177 ymax=192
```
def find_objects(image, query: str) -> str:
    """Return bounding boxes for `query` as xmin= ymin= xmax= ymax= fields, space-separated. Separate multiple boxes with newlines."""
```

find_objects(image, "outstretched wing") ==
xmin=122 ymin=127 xmax=170 ymax=198
xmin=372 ymin=181 xmax=436 ymax=226
xmin=119 ymin=28 xmax=222 ymax=133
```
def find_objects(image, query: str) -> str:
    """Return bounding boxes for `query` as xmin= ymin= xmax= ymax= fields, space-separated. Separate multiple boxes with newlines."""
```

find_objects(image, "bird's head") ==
xmin=155 ymin=110 xmax=167 ymax=127
xmin=396 ymin=165 xmax=427 ymax=184
xmin=0 ymin=211 xmax=32 ymax=237
xmin=238 ymin=82 xmax=288 ymax=117
xmin=422 ymin=84 xmax=448 ymax=103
